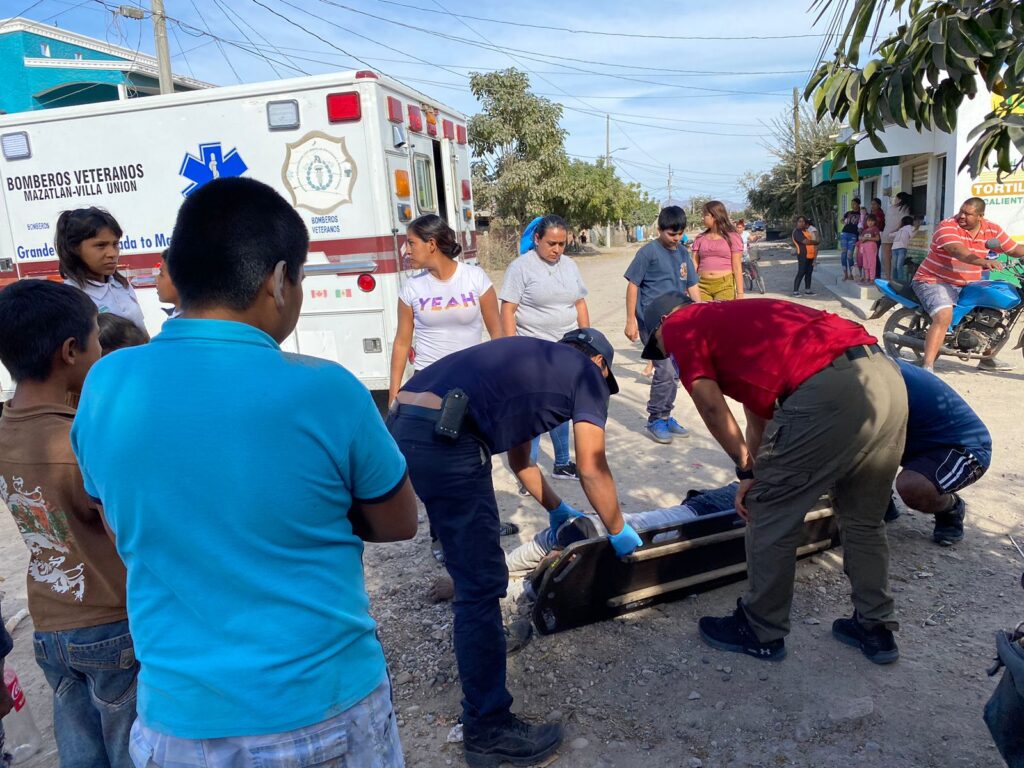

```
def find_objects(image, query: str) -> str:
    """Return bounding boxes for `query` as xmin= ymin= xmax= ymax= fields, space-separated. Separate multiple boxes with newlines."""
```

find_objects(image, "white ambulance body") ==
xmin=0 ymin=70 xmax=477 ymax=398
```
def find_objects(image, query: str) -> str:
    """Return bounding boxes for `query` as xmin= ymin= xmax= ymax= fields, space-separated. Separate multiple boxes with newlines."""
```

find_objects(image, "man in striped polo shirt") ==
xmin=912 ymin=197 xmax=1024 ymax=371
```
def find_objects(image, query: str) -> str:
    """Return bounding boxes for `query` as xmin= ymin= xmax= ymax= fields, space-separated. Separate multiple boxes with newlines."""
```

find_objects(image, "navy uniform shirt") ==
xmin=897 ymin=360 xmax=992 ymax=466
xmin=402 ymin=337 xmax=610 ymax=454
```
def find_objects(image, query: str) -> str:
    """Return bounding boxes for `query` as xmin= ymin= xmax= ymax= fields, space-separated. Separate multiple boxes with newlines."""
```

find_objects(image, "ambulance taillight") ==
xmin=357 ymin=274 xmax=377 ymax=292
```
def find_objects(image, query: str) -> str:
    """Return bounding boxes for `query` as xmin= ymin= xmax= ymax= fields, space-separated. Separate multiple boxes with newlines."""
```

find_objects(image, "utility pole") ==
xmin=794 ymin=87 xmax=803 ymax=215
xmin=668 ymin=164 xmax=673 ymax=205
xmin=605 ymin=114 xmax=612 ymax=249
xmin=151 ymin=0 xmax=174 ymax=95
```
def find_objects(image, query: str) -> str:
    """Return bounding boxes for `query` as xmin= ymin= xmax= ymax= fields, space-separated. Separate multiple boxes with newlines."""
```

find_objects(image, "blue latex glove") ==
xmin=548 ymin=501 xmax=584 ymax=529
xmin=609 ymin=523 xmax=643 ymax=557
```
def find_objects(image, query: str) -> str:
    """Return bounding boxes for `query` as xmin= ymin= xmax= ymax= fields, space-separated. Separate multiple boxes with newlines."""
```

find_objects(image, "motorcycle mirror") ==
xmin=985 ymin=238 xmax=1003 ymax=251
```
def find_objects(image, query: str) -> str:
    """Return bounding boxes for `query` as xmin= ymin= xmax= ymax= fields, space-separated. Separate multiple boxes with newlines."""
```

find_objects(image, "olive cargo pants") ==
xmin=742 ymin=349 xmax=908 ymax=642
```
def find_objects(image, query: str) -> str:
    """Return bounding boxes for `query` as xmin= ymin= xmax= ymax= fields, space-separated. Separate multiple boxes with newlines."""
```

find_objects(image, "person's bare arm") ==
xmin=479 ymin=287 xmax=502 ymax=339
xmin=507 ymin=441 xmax=561 ymax=511
xmin=941 ymin=241 xmax=991 ymax=267
xmin=743 ymin=406 xmax=768 ymax=462
xmin=575 ymin=298 xmax=590 ymax=328
xmin=690 ymin=378 xmax=752 ymax=469
xmin=687 ymin=283 xmax=702 ymax=303
xmin=625 ymin=282 xmax=640 ymax=341
xmin=731 ymin=250 xmax=744 ymax=299
xmin=388 ymin=302 xmax=415 ymax=405
xmin=349 ymin=476 xmax=418 ymax=543
xmin=573 ymin=421 xmax=625 ymax=535
xmin=500 ymin=302 xmax=519 ymax=337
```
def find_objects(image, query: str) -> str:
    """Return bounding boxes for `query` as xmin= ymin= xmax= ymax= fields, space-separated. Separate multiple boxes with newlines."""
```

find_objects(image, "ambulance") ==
xmin=0 ymin=70 xmax=478 ymax=399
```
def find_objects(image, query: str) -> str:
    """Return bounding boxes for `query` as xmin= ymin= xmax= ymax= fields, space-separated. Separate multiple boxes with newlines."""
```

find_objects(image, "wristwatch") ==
xmin=735 ymin=465 xmax=755 ymax=480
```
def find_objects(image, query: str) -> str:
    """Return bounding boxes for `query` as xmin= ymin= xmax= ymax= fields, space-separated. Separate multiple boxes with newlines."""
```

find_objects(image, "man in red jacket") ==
xmin=642 ymin=294 xmax=908 ymax=664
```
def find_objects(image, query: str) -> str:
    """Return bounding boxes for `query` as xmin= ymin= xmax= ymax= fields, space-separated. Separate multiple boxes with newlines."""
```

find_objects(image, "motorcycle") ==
xmin=869 ymin=239 xmax=1024 ymax=365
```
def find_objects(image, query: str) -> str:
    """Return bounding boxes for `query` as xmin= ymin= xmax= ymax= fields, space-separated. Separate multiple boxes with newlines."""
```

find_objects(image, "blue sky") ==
xmin=2 ymin=0 xmax=874 ymax=206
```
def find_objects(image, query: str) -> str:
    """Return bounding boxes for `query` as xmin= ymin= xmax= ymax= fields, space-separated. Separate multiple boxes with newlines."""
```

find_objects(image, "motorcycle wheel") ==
xmin=883 ymin=308 xmax=927 ymax=364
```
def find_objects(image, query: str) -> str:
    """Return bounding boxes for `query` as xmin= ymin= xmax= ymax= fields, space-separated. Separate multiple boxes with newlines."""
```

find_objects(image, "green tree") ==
xmin=467 ymin=68 xmax=568 ymax=229
xmin=741 ymin=106 xmax=841 ymax=243
xmin=806 ymin=0 xmax=1024 ymax=177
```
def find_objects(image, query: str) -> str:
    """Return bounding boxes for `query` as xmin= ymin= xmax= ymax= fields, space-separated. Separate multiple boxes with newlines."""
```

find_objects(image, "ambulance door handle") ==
xmin=303 ymin=260 xmax=378 ymax=276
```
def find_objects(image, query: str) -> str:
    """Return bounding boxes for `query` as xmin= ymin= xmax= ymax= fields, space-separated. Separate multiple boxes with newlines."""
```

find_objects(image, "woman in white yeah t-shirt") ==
xmin=388 ymin=214 xmax=501 ymax=403
xmin=56 ymin=207 xmax=148 ymax=335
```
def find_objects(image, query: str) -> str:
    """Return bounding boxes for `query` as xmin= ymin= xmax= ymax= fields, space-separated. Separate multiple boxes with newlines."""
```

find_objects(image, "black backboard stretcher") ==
xmin=529 ymin=497 xmax=840 ymax=636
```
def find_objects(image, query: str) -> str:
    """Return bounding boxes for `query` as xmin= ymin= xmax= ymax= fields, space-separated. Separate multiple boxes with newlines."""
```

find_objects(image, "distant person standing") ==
xmin=691 ymin=201 xmax=744 ymax=301
xmin=500 ymin=215 xmax=589 ymax=479
xmin=839 ymin=198 xmax=863 ymax=281
xmin=859 ymin=215 xmax=882 ymax=284
xmin=891 ymin=215 xmax=915 ymax=282
xmin=881 ymin=192 xmax=913 ymax=280
xmin=624 ymin=205 xmax=700 ymax=444
xmin=791 ymin=216 xmax=818 ymax=296
xmin=56 ymin=207 xmax=148 ymax=336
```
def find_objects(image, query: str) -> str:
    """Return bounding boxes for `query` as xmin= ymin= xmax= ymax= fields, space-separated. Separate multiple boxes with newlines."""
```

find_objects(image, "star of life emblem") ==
xmin=282 ymin=132 xmax=357 ymax=214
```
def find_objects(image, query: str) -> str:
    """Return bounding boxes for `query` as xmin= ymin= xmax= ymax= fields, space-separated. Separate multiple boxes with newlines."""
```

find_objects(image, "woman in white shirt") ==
xmin=880 ymin=192 xmax=913 ymax=280
xmin=388 ymin=214 xmax=501 ymax=403
xmin=56 ymin=207 xmax=148 ymax=335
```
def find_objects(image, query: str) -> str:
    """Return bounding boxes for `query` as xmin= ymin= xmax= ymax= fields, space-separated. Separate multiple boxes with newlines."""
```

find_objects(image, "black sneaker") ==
xmin=832 ymin=614 xmax=899 ymax=664
xmin=552 ymin=462 xmax=579 ymax=480
xmin=884 ymin=497 xmax=901 ymax=523
xmin=517 ymin=482 xmax=529 ymax=496
xmin=933 ymin=494 xmax=965 ymax=546
xmin=499 ymin=521 xmax=520 ymax=537
xmin=463 ymin=714 xmax=563 ymax=768
xmin=698 ymin=599 xmax=786 ymax=661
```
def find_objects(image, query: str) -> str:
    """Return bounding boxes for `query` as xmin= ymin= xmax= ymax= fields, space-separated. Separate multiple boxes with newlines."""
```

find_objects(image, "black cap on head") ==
xmin=558 ymin=327 xmax=619 ymax=395
xmin=641 ymin=292 xmax=691 ymax=360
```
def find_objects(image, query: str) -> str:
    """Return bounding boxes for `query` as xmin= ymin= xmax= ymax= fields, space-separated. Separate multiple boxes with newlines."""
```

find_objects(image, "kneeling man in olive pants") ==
xmin=642 ymin=294 xmax=908 ymax=664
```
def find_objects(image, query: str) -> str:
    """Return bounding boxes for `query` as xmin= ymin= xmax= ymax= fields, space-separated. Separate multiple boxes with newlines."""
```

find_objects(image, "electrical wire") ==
xmin=218 ymin=1 xmax=309 ymax=76
xmin=188 ymin=0 xmax=242 ymax=83
xmin=211 ymin=0 xmax=288 ymax=78
xmin=370 ymin=0 xmax=840 ymax=41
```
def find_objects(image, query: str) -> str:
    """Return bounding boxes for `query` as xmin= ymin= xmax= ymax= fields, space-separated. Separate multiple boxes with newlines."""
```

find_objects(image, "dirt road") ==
xmin=2 ymin=245 xmax=1022 ymax=767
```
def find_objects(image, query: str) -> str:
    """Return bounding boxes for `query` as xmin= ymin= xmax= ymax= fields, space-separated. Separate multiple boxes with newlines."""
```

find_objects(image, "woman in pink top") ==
xmin=691 ymin=201 xmax=744 ymax=301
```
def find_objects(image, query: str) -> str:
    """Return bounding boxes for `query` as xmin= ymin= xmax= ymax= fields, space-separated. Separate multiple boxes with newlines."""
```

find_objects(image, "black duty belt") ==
xmin=844 ymin=343 xmax=882 ymax=361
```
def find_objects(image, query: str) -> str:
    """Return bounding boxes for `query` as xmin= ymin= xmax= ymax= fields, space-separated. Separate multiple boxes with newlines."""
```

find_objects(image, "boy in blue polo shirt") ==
xmin=624 ymin=206 xmax=701 ymax=444
xmin=71 ymin=178 xmax=417 ymax=767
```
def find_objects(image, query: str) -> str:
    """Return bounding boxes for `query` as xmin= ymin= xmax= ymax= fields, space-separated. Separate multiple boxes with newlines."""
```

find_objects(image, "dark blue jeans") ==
xmin=33 ymin=619 xmax=137 ymax=768
xmin=639 ymin=322 xmax=677 ymax=422
xmin=387 ymin=409 xmax=513 ymax=732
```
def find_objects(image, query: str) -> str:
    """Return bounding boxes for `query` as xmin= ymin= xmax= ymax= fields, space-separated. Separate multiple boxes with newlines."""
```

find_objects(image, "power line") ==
xmin=371 ymin=0 xmax=839 ymax=41
xmin=218 ymin=1 xmax=308 ymax=76
xmin=187 ymin=0 xmax=242 ymax=83
xmin=315 ymin=2 xmax=792 ymax=97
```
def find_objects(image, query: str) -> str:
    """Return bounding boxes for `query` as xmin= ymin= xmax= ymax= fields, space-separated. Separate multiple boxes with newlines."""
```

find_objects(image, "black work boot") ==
xmin=832 ymin=613 xmax=899 ymax=664
xmin=698 ymin=598 xmax=786 ymax=661
xmin=463 ymin=715 xmax=563 ymax=767
xmin=933 ymin=494 xmax=965 ymax=546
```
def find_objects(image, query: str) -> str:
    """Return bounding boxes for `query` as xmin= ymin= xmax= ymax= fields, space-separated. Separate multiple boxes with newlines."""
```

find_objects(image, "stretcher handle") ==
xmin=607 ymin=539 xmax=833 ymax=608
xmin=621 ymin=507 xmax=834 ymax=564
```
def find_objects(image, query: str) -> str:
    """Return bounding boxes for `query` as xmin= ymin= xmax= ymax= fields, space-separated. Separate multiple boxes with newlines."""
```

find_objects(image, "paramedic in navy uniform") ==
xmin=387 ymin=329 xmax=642 ymax=768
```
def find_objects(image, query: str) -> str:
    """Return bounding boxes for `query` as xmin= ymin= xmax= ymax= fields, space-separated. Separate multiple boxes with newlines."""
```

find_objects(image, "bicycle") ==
xmin=742 ymin=253 xmax=766 ymax=294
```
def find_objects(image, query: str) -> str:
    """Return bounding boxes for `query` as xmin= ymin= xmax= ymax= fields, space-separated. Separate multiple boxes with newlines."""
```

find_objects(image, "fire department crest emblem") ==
xmin=282 ymin=132 xmax=357 ymax=214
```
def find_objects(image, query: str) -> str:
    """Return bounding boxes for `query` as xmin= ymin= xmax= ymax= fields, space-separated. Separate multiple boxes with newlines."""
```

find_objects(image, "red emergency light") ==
xmin=442 ymin=119 xmax=455 ymax=140
xmin=386 ymin=96 xmax=403 ymax=123
xmin=326 ymin=92 xmax=361 ymax=123
xmin=354 ymin=70 xmax=379 ymax=79
xmin=408 ymin=105 xmax=424 ymax=132
xmin=461 ymin=180 xmax=471 ymax=201
xmin=456 ymin=125 xmax=467 ymax=145
xmin=357 ymin=273 xmax=377 ymax=292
